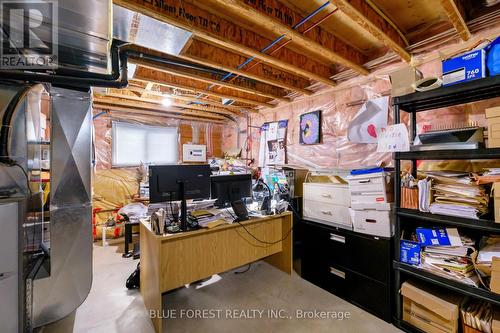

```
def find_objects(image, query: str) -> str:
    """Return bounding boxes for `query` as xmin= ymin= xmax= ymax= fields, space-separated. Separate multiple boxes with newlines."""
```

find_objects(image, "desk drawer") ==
xmin=303 ymin=200 xmax=351 ymax=228
xmin=303 ymin=183 xmax=350 ymax=205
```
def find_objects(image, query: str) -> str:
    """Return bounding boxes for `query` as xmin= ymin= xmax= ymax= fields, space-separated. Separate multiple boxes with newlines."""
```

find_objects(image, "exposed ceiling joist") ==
xmin=93 ymin=96 xmax=231 ymax=121
xmin=131 ymin=58 xmax=291 ymax=102
xmin=202 ymin=0 xmax=368 ymax=75
xmin=133 ymin=72 xmax=274 ymax=109
xmin=125 ymin=84 xmax=251 ymax=112
xmin=329 ymin=0 xmax=410 ymax=62
xmin=113 ymin=0 xmax=337 ymax=86
xmin=180 ymin=39 xmax=313 ymax=95
xmin=141 ymin=82 xmax=154 ymax=97
xmin=440 ymin=0 xmax=471 ymax=41
xmin=98 ymin=106 xmax=229 ymax=124
xmin=98 ymin=91 xmax=241 ymax=117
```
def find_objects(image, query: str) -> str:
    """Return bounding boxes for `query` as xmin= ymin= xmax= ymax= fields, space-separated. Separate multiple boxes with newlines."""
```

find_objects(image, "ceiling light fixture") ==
xmin=161 ymin=97 xmax=172 ymax=107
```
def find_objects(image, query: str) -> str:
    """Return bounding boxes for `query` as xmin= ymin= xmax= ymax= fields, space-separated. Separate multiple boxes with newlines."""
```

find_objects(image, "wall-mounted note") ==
xmin=376 ymin=124 xmax=410 ymax=152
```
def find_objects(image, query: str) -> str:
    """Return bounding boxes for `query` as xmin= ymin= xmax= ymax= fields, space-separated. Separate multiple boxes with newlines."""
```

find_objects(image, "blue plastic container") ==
xmin=487 ymin=37 xmax=500 ymax=76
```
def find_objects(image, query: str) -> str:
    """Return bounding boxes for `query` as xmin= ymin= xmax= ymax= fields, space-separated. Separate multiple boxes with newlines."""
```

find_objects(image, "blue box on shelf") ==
xmin=442 ymin=49 xmax=486 ymax=86
xmin=400 ymin=240 xmax=421 ymax=266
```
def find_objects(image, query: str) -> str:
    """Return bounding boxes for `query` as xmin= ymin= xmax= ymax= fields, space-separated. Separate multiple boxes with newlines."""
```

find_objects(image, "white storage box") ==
xmin=303 ymin=183 xmax=351 ymax=229
xmin=303 ymin=183 xmax=350 ymax=206
xmin=347 ymin=171 xmax=393 ymax=205
xmin=303 ymin=199 xmax=352 ymax=229
xmin=350 ymin=205 xmax=394 ymax=237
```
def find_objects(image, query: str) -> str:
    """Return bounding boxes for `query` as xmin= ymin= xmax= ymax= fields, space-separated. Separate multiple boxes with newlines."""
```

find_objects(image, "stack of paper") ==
xmin=418 ymin=228 xmax=479 ymax=286
xmin=477 ymin=237 xmax=500 ymax=264
xmin=426 ymin=171 xmax=489 ymax=219
xmin=188 ymin=209 xmax=226 ymax=228
xmin=418 ymin=178 xmax=432 ymax=212
xmin=483 ymin=168 xmax=500 ymax=176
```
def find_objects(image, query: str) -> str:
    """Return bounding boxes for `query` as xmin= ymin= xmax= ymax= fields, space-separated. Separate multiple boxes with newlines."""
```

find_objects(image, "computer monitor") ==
xmin=210 ymin=174 xmax=252 ymax=208
xmin=149 ymin=164 xmax=211 ymax=203
xmin=149 ymin=164 xmax=211 ymax=230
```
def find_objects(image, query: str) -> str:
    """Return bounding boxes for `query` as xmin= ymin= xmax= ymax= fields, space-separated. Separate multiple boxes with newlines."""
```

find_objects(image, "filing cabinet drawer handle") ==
xmin=321 ymin=193 xmax=332 ymax=198
xmin=321 ymin=210 xmax=333 ymax=215
xmin=365 ymin=219 xmax=377 ymax=223
xmin=329 ymin=233 xmax=345 ymax=243
xmin=329 ymin=267 xmax=346 ymax=279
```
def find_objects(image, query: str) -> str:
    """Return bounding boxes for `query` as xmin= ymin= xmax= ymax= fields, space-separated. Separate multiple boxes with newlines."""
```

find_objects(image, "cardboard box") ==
xmin=350 ymin=206 xmax=393 ymax=237
xmin=403 ymin=299 xmax=454 ymax=333
xmin=400 ymin=240 xmax=421 ymax=266
xmin=442 ymin=50 xmax=486 ymax=86
xmin=494 ymin=182 xmax=500 ymax=223
xmin=490 ymin=257 xmax=500 ymax=294
xmin=347 ymin=171 xmax=394 ymax=205
xmin=492 ymin=309 xmax=500 ymax=333
xmin=442 ymin=49 xmax=486 ymax=86
xmin=390 ymin=66 xmax=423 ymax=97
xmin=401 ymin=280 xmax=461 ymax=333
xmin=486 ymin=107 xmax=500 ymax=148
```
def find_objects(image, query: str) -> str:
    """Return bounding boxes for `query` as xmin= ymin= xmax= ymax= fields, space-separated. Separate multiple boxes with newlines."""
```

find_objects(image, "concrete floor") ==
xmin=40 ymin=243 xmax=402 ymax=333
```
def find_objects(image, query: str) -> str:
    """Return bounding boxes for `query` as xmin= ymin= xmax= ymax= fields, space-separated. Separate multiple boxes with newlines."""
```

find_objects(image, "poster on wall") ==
xmin=347 ymin=96 xmax=389 ymax=144
xmin=299 ymin=110 xmax=322 ymax=145
xmin=258 ymin=120 xmax=288 ymax=167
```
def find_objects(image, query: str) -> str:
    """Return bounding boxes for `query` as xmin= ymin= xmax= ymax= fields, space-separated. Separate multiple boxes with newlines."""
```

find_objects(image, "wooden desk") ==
xmin=140 ymin=212 xmax=293 ymax=333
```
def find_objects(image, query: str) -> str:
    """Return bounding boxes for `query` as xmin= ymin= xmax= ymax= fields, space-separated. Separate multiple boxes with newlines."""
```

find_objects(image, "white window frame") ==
xmin=111 ymin=122 xmax=179 ymax=167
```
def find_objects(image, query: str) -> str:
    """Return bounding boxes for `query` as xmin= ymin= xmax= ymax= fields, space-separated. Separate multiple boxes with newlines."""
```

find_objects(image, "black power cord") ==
xmin=234 ymin=263 xmax=251 ymax=274
xmin=226 ymin=204 xmax=296 ymax=245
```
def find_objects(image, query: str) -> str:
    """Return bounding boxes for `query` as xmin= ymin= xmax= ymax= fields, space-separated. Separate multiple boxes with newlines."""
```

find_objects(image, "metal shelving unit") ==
xmin=392 ymin=76 xmax=500 ymax=333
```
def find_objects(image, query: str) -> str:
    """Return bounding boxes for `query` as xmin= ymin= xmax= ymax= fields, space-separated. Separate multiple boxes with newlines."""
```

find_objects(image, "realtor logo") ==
xmin=0 ymin=0 xmax=58 ymax=69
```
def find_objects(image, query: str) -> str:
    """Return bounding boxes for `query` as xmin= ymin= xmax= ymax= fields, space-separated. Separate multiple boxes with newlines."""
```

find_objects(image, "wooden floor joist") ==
xmin=131 ymin=58 xmax=291 ymax=102
xmin=97 ymin=106 xmax=229 ymax=125
xmin=206 ymin=0 xmax=368 ymax=74
xmin=93 ymin=97 xmax=232 ymax=121
xmin=180 ymin=39 xmax=313 ymax=96
xmin=125 ymin=84 xmax=251 ymax=113
xmin=113 ymin=0 xmax=337 ymax=86
xmin=133 ymin=72 xmax=276 ymax=109
xmin=97 ymin=92 xmax=240 ymax=117
xmin=329 ymin=0 xmax=410 ymax=62
xmin=439 ymin=0 xmax=471 ymax=41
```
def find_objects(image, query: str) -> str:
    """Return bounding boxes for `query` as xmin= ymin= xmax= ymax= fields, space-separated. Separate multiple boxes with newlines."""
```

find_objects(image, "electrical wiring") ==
xmin=225 ymin=205 xmax=295 ymax=245
xmin=234 ymin=263 xmax=252 ymax=274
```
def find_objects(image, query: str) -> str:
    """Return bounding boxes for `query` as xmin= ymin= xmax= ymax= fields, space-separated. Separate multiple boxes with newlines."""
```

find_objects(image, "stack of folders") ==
xmin=426 ymin=171 xmax=489 ymax=219
xmin=188 ymin=209 xmax=226 ymax=228
xmin=474 ymin=168 xmax=500 ymax=185
xmin=461 ymin=299 xmax=493 ymax=333
xmin=418 ymin=228 xmax=479 ymax=286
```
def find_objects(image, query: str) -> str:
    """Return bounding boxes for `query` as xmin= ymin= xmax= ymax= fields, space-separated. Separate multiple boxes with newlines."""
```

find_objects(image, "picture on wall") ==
xmin=258 ymin=120 xmax=288 ymax=167
xmin=299 ymin=110 xmax=322 ymax=145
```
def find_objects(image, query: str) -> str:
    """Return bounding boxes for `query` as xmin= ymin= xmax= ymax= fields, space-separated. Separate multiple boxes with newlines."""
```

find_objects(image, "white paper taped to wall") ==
xmin=347 ymin=96 xmax=389 ymax=144
xmin=376 ymin=123 xmax=410 ymax=152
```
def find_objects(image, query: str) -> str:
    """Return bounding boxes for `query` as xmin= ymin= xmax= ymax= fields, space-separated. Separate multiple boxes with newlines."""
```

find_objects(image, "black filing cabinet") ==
xmin=301 ymin=220 xmax=392 ymax=322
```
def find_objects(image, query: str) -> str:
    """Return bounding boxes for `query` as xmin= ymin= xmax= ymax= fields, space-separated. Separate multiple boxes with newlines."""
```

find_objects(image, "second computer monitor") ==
xmin=211 ymin=174 xmax=252 ymax=208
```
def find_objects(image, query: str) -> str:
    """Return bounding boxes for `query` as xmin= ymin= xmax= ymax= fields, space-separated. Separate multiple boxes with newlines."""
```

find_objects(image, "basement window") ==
xmin=112 ymin=122 xmax=179 ymax=167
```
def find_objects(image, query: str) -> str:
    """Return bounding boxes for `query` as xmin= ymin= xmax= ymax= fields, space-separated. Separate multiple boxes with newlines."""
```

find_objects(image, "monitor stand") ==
xmin=178 ymin=180 xmax=188 ymax=231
